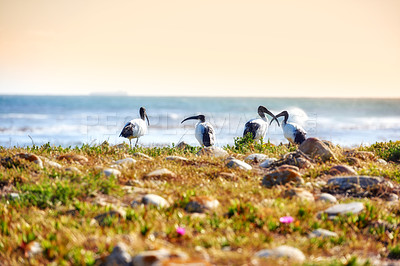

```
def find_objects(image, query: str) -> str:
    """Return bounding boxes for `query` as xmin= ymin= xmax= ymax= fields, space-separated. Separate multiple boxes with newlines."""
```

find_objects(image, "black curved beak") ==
xmin=270 ymin=111 xmax=288 ymax=126
xmin=181 ymin=115 xmax=200 ymax=124
xmin=145 ymin=113 xmax=150 ymax=126
xmin=259 ymin=106 xmax=280 ymax=127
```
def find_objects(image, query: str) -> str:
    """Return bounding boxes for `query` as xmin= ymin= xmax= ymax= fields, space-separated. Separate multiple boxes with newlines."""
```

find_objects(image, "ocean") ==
xmin=1 ymin=95 xmax=399 ymax=148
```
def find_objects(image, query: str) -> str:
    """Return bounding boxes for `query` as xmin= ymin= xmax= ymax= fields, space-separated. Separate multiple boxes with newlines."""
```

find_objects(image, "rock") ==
xmin=283 ymin=188 xmax=314 ymax=202
xmin=132 ymin=152 xmax=153 ymax=160
xmin=64 ymin=166 xmax=81 ymax=173
xmin=197 ymin=147 xmax=228 ymax=158
xmin=226 ymin=159 xmax=252 ymax=170
xmin=113 ymin=158 xmax=136 ymax=166
xmin=326 ymin=176 xmax=388 ymax=190
xmin=42 ymin=158 xmax=62 ymax=169
xmin=262 ymin=165 xmax=304 ymax=188
xmin=103 ymin=169 xmax=121 ymax=177
xmin=94 ymin=210 xmax=125 ymax=226
xmin=15 ymin=153 xmax=43 ymax=168
xmin=259 ymin=158 xmax=278 ymax=168
xmin=346 ymin=157 xmax=360 ymax=166
xmin=351 ymin=151 xmax=376 ymax=161
xmin=317 ymin=193 xmax=337 ymax=203
xmin=267 ymin=150 xmax=313 ymax=169
xmin=329 ymin=165 xmax=357 ymax=176
xmin=103 ymin=242 xmax=132 ymax=266
xmin=309 ymin=228 xmax=338 ymax=238
xmin=24 ymin=241 xmax=42 ymax=258
xmin=255 ymin=245 xmax=305 ymax=262
xmin=386 ymin=193 xmax=399 ymax=202
xmin=299 ymin=137 xmax=336 ymax=162
xmin=58 ymin=154 xmax=88 ymax=164
xmin=376 ymin=158 xmax=388 ymax=165
xmin=132 ymin=249 xmax=188 ymax=266
xmin=185 ymin=196 xmax=219 ymax=213
xmin=218 ymin=172 xmax=236 ymax=180
xmin=322 ymin=202 xmax=364 ymax=218
xmin=176 ymin=141 xmax=189 ymax=149
xmin=8 ymin=193 xmax=20 ymax=200
xmin=165 ymin=156 xmax=188 ymax=162
xmin=141 ymin=194 xmax=169 ymax=208
xmin=144 ymin=168 xmax=177 ymax=179
xmin=244 ymin=154 xmax=268 ymax=163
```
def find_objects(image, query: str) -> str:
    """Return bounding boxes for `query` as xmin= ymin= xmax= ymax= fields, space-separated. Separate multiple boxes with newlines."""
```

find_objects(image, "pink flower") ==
xmin=176 ymin=227 xmax=185 ymax=236
xmin=279 ymin=216 xmax=294 ymax=224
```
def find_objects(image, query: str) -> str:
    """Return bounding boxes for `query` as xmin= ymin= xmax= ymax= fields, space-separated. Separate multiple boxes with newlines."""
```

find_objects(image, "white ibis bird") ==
xmin=272 ymin=110 xmax=307 ymax=144
xmin=119 ymin=107 xmax=150 ymax=147
xmin=181 ymin=114 xmax=215 ymax=147
xmin=243 ymin=105 xmax=280 ymax=141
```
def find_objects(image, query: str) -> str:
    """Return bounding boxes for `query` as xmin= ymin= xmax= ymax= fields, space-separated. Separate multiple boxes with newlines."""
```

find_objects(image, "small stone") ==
xmin=226 ymin=159 xmax=252 ymax=170
xmin=9 ymin=193 xmax=20 ymax=199
xmin=197 ymin=147 xmax=228 ymax=158
xmin=132 ymin=249 xmax=188 ymax=266
xmin=64 ymin=166 xmax=81 ymax=173
xmin=43 ymin=159 xmax=62 ymax=169
xmin=244 ymin=154 xmax=268 ymax=163
xmin=103 ymin=242 xmax=132 ymax=266
xmin=185 ymin=196 xmax=219 ymax=213
xmin=218 ymin=172 xmax=236 ymax=179
xmin=103 ymin=169 xmax=121 ymax=177
xmin=255 ymin=245 xmax=305 ymax=262
xmin=317 ymin=193 xmax=337 ymax=203
xmin=346 ymin=157 xmax=360 ymax=166
xmin=299 ymin=137 xmax=336 ymax=162
xmin=25 ymin=241 xmax=42 ymax=258
xmin=262 ymin=166 xmax=304 ymax=188
xmin=132 ymin=152 xmax=153 ymax=160
xmin=58 ymin=154 xmax=88 ymax=164
xmin=322 ymin=202 xmax=364 ymax=218
xmin=259 ymin=158 xmax=278 ymax=168
xmin=283 ymin=188 xmax=314 ymax=202
xmin=309 ymin=228 xmax=338 ymax=238
xmin=326 ymin=176 xmax=387 ymax=190
xmin=376 ymin=158 xmax=388 ymax=165
xmin=145 ymin=168 xmax=177 ymax=179
xmin=176 ymin=141 xmax=189 ymax=149
xmin=329 ymin=165 xmax=357 ymax=176
xmin=94 ymin=210 xmax=124 ymax=226
xmin=113 ymin=158 xmax=136 ymax=166
xmin=141 ymin=194 xmax=169 ymax=208
xmin=386 ymin=193 xmax=399 ymax=202
xmin=15 ymin=153 xmax=43 ymax=169
xmin=165 ymin=156 xmax=188 ymax=162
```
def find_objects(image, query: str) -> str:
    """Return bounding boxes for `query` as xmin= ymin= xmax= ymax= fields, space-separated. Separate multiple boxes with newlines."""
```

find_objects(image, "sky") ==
xmin=0 ymin=0 xmax=399 ymax=97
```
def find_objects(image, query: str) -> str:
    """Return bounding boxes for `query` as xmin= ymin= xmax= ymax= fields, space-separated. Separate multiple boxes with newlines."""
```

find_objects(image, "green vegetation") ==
xmin=0 ymin=140 xmax=399 ymax=265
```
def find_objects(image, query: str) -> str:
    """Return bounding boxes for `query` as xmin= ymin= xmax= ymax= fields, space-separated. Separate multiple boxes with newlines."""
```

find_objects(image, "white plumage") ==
xmin=119 ymin=107 xmax=150 ymax=147
xmin=274 ymin=110 xmax=306 ymax=144
xmin=182 ymin=115 xmax=215 ymax=147
xmin=243 ymin=106 xmax=279 ymax=141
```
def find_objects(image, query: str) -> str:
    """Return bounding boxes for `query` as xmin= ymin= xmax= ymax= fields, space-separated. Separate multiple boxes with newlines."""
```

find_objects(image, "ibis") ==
xmin=119 ymin=107 xmax=150 ymax=147
xmin=272 ymin=110 xmax=306 ymax=144
xmin=243 ymin=105 xmax=280 ymax=141
xmin=181 ymin=114 xmax=215 ymax=147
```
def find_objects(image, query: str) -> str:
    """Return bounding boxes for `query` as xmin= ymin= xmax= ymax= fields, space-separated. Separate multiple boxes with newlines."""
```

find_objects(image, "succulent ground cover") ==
xmin=0 ymin=138 xmax=399 ymax=265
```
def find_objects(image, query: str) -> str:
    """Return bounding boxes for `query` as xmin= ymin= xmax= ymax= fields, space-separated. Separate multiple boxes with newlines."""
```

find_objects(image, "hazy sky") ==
xmin=0 ymin=0 xmax=399 ymax=97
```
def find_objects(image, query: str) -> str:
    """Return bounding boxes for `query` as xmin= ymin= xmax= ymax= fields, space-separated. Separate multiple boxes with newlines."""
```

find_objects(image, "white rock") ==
xmin=103 ymin=169 xmax=121 ymax=177
xmin=113 ymin=158 xmax=136 ymax=166
xmin=132 ymin=152 xmax=153 ymax=160
xmin=323 ymin=202 xmax=364 ymax=218
xmin=309 ymin=228 xmax=338 ymax=238
xmin=226 ymin=159 xmax=252 ymax=170
xmin=27 ymin=241 xmax=42 ymax=257
xmin=259 ymin=158 xmax=278 ymax=168
xmin=255 ymin=245 xmax=305 ymax=262
xmin=45 ymin=160 xmax=62 ymax=169
xmin=197 ymin=147 xmax=229 ymax=158
xmin=244 ymin=154 xmax=268 ymax=163
xmin=141 ymin=194 xmax=169 ymax=208
xmin=318 ymin=193 xmax=337 ymax=203
xmin=145 ymin=168 xmax=177 ymax=179
xmin=103 ymin=242 xmax=132 ymax=266
xmin=376 ymin=158 xmax=387 ymax=165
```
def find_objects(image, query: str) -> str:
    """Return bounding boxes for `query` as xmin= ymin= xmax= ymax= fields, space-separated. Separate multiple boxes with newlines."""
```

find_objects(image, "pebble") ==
xmin=165 ymin=156 xmax=188 ymax=162
xmin=26 ymin=241 xmax=42 ymax=258
xmin=103 ymin=242 xmax=132 ymax=266
xmin=317 ymin=193 xmax=337 ymax=203
xmin=218 ymin=172 xmax=236 ymax=179
xmin=326 ymin=176 xmax=387 ymax=190
xmin=244 ymin=153 xmax=268 ymax=163
xmin=309 ymin=228 xmax=338 ymax=238
xmin=255 ymin=245 xmax=305 ymax=262
xmin=226 ymin=159 xmax=252 ymax=170
xmin=141 ymin=194 xmax=170 ymax=208
xmin=262 ymin=166 xmax=304 ymax=188
xmin=113 ymin=158 xmax=136 ymax=166
xmin=259 ymin=158 xmax=278 ymax=168
xmin=176 ymin=141 xmax=189 ymax=149
xmin=94 ymin=210 xmax=125 ymax=226
xmin=299 ymin=137 xmax=336 ymax=162
xmin=9 ymin=193 xmax=20 ymax=199
xmin=145 ymin=168 xmax=177 ymax=179
xmin=103 ymin=168 xmax=122 ymax=177
xmin=15 ymin=153 xmax=43 ymax=169
xmin=376 ymin=158 xmax=388 ymax=165
xmin=58 ymin=154 xmax=88 ymax=164
xmin=196 ymin=147 xmax=228 ymax=158
xmin=185 ymin=196 xmax=219 ymax=213
xmin=329 ymin=165 xmax=357 ymax=176
xmin=283 ymin=188 xmax=314 ymax=202
xmin=322 ymin=202 xmax=364 ymax=218
xmin=386 ymin=193 xmax=399 ymax=202
xmin=44 ymin=159 xmax=62 ymax=169
xmin=64 ymin=166 xmax=81 ymax=173
xmin=132 ymin=249 xmax=188 ymax=266
xmin=132 ymin=152 xmax=153 ymax=160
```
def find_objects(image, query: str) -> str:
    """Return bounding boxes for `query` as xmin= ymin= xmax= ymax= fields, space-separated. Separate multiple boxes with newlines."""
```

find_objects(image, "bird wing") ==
xmin=202 ymin=124 xmax=215 ymax=147
xmin=243 ymin=120 xmax=260 ymax=139
xmin=119 ymin=122 xmax=135 ymax=138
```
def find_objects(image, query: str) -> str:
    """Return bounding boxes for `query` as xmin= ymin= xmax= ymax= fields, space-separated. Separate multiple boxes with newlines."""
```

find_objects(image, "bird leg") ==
xmin=129 ymin=139 xmax=132 ymax=149
xmin=135 ymin=138 xmax=139 ymax=147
